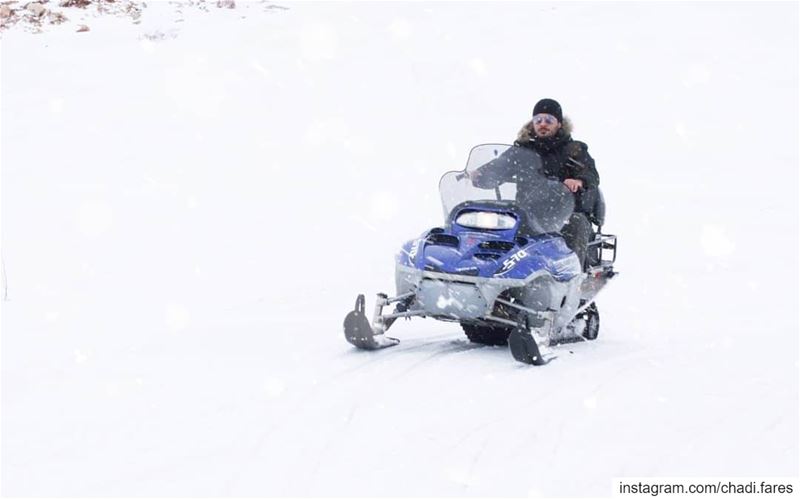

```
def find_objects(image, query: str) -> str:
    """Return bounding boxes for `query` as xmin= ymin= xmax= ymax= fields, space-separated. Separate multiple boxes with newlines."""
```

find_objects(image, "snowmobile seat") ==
xmin=588 ymin=188 xmax=605 ymax=228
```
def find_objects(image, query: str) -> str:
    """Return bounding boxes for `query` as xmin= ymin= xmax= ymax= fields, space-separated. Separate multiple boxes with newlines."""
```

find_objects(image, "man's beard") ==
xmin=532 ymin=132 xmax=565 ymax=152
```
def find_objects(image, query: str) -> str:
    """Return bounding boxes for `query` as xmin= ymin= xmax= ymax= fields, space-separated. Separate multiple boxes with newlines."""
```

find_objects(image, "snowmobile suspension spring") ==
xmin=494 ymin=297 xmax=548 ymax=319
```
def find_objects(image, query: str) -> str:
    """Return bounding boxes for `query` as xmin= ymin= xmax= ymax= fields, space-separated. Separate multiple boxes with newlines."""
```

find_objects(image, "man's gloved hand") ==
xmin=564 ymin=142 xmax=588 ymax=172
xmin=563 ymin=178 xmax=584 ymax=193
xmin=565 ymin=142 xmax=585 ymax=159
xmin=463 ymin=169 xmax=481 ymax=185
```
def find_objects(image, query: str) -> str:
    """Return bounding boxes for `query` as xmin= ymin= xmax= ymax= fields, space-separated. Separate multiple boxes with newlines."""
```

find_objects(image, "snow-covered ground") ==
xmin=2 ymin=2 xmax=798 ymax=496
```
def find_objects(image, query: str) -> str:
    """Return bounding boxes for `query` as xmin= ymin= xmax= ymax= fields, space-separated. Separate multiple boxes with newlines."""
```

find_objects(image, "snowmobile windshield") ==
xmin=439 ymin=144 xmax=575 ymax=235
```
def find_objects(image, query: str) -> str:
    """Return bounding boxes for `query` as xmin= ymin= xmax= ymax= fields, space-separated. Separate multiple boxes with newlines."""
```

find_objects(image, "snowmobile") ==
xmin=343 ymin=144 xmax=618 ymax=365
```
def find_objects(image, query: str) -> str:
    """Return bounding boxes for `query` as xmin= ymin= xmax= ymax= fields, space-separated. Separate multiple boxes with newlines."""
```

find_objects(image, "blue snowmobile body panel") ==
xmin=396 ymin=201 xmax=581 ymax=282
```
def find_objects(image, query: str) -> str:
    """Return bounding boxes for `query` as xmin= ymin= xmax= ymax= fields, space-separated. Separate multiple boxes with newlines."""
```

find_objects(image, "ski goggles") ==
xmin=532 ymin=114 xmax=559 ymax=125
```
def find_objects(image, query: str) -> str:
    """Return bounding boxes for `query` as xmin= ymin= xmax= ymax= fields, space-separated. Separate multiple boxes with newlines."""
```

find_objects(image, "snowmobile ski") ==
xmin=343 ymin=294 xmax=400 ymax=350
xmin=508 ymin=325 xmax=555 ymax=366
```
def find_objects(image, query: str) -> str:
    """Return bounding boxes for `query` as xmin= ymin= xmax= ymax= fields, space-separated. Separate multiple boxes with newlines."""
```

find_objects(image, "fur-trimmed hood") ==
xmin=516 ymin=116 xmax=573 ymax=143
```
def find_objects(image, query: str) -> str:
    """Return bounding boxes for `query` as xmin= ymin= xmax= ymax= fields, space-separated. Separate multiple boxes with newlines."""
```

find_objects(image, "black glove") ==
xmin=563 ymin=142 xmax=589 ymax=182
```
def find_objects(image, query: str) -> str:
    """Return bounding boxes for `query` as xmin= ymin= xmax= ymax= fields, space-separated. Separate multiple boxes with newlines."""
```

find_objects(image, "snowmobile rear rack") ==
xmin=588 ymin=232 xmax=617 ymax=266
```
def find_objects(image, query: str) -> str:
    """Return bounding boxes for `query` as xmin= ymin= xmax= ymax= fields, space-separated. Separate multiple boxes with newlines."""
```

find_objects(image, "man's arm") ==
xmin=564 ymin=141 xmax=599 ymax=189
xmin=470 ymin=164 xmax=503 ymax=189
xmin=469 ymin=148 xmax=519 ymax=189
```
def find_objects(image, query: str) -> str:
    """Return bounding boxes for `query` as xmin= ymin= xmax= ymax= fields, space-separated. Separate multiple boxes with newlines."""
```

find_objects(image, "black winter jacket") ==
xmin=514 ymin=118 xmax=600 ymax=215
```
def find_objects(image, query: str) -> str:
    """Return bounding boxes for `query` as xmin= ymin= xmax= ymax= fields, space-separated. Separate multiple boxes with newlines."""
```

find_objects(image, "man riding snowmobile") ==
xmin=342 ymin=100 xmax=616 ymax=365
xmin=470 ymin=98 xmax=600 ymax=268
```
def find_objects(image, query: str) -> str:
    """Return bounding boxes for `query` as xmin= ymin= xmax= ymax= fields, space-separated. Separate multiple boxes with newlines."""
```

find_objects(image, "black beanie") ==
xmin=532 ymin=98 xmax=563 ymax=123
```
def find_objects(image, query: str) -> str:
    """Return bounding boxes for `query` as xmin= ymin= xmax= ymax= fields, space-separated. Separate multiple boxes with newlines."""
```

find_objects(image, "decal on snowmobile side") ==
xmin=500 ymin=249 xmax=529 ymax=272
xmin=408 ymin=238 xmax=421 ymax=259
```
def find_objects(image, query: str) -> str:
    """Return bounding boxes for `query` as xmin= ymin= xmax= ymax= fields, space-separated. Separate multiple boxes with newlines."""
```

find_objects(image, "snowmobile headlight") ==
xmin=455 ymin=211 xmax=517 ymax=230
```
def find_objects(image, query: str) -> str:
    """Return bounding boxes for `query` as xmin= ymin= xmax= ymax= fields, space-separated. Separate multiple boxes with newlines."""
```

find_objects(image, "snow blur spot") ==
xmin=674 ymin=121 xmax=690 ymax=144
xmin=444 ymin=465 xmax=470 ymax=486
xmin=49 ymin=98 xmax=64 ymax=113
xmin=74 ymin=349 xmax=90 ymax=364
xmin=257 ymin=137 xmax=277 ymax=151
xmin=412 ymin=160 xmax=428 ymax=174
xmin=164 ymin=56 xmax=229 ymax=119
xmin=304 ymin=118 xmax=350 ymax=147
xmin=165 ymin=303 xmax=190 ymax=331
xmin=250 ymin=59 xmax=270 ymax=79
xmin=583 ymin=396 xmax=597 ymax=410
xmin=436 ymin=295 xmax=461 ymax=310
xmin=701 ymin=225 xmax=735 ymax=258
xmin=140 ymin=39 xmax=156 ymax=53
xmin=76 ymin=200 xmax=113 ymax=237
xmin=657 ymin=396 xmax=668 ymax=404
xmin=388 ymin=17 xmax=412 ymax=40
xmin=105 ymin=382 xmax=120 ymax=397
xmin=342 ymin=134 xmax=375 ymax=157
xmin=263 ymin=377 xmax=286 ymax=399
xmin=682 ymin=63 xmax=711 ymax=87
xmin=468 ymin=58 xmax=487 ymax=75
xmin=369 ymin=191 xmax=399 ymax=222
xmin=351 ymin=214 xmax=377 ymax=232
xmin=446 ymin=141 xmax=457 ymax=159
xmin=45 ymin=311 xmax=60 ymax=323
xmin=187 ymin=195 xmax=198 ymax=209
xmin=299 ymin=21 xmax=339 ymax=61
